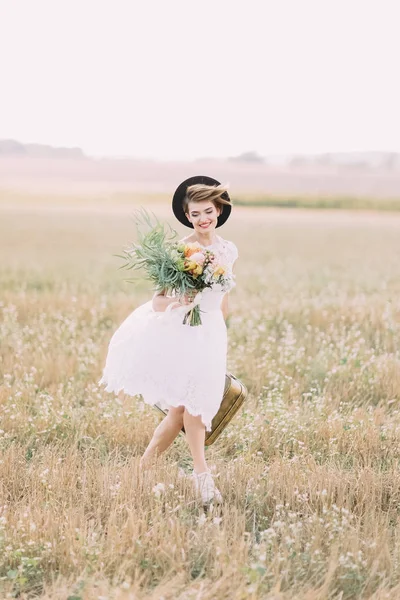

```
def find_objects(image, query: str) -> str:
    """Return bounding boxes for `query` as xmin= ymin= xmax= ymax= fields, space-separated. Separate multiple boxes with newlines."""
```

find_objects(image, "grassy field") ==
xmin=1 ymin=196 xmax=400 ymax=599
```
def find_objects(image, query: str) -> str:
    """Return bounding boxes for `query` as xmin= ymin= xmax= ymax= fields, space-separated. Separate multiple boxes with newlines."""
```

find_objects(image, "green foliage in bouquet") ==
xmin=116 ymin=207 xmax=204 ymax=325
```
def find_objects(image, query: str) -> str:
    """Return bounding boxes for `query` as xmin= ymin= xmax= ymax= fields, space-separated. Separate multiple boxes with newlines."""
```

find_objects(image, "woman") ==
xmin=99 ymin=175 xmax=238 ymax=504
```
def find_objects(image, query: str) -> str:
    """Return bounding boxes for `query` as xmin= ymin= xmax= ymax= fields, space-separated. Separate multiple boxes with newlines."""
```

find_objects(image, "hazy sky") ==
xmin=0 ymin=0 xmax=399 ymax=160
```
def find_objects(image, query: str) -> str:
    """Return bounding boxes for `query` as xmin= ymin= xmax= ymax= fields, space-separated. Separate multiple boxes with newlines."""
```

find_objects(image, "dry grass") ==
xmin=1 ymin=198 xmax=400 ymax=599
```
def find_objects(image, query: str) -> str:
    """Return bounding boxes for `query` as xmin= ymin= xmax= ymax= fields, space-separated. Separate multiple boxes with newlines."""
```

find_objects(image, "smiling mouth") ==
xmin=199 ymin=223 xmax=211 ymax=228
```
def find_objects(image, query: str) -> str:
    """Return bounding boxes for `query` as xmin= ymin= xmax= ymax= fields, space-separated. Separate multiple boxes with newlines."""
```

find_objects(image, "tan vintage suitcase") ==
xmin=153 ymin=372 xmax=248 ymax=446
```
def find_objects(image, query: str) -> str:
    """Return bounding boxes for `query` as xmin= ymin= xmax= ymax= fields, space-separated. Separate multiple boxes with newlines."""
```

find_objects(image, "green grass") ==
xmin=232 ymin=194 xmax=400 ymax=211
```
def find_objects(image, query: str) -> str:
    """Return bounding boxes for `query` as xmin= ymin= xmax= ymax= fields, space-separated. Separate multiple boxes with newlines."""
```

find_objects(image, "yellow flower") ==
xmin=184 ymin=260 xmax=197 ymax=271
xmin=213 ymin=266 xmax=226 ymax=277
xmin=193 ymin=264 xmax=203 ymax=275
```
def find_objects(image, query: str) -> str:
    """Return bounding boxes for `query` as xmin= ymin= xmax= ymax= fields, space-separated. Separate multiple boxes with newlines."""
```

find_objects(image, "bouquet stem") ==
xmin=183 ymin=305 xmax=202 ymax=326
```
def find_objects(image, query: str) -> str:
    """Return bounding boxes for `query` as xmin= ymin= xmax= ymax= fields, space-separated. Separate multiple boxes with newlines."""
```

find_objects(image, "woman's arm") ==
xmin=221 ymin=260 xmax=237 ymax=322
xmin=152 ymin=290 xmax=177 ymax=312
xmin=152 ymin=290 xmax=193 ymax=312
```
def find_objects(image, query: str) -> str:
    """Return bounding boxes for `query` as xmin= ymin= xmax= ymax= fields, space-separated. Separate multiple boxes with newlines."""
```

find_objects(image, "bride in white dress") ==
xmin=99 ymin=175 xmax=238 ymax=505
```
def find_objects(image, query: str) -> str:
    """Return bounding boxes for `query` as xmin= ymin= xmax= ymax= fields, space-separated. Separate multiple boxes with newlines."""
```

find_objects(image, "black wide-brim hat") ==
xmin=172 ymin=175 xmax=231 ymax=229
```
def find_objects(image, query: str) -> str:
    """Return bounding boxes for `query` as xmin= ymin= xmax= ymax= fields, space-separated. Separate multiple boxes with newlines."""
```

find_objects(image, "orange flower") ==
xmin=184 ymin=243 xmax=203 ymax=258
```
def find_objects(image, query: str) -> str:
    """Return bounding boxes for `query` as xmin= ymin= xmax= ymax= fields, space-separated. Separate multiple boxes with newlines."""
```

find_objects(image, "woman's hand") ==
xmin=170 ymin=292 xmax=195 ymax=310
xmin=153 ymin=289 xmax=200 ymax=313
xmin=169 ymin=291 xmax=200 ymax=312
xmin=152 ymin=292 xmax=186 ymax=312
xmin=181 ymin=290 xmax=198 ymax=304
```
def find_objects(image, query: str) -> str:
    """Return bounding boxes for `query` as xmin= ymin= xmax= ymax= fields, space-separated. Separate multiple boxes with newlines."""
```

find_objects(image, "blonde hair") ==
xmin=183 ymin=183 xmax=231 ymax=216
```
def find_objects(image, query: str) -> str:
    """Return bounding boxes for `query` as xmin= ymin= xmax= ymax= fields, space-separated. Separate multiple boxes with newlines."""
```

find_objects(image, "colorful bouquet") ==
xmin=118 ymin=208 xmax=235 ymax=326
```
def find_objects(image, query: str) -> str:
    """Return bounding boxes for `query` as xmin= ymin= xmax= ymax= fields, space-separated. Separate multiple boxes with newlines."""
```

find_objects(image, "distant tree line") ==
xmin=289 ymin=152 xmax=400 ymax=170
xmin=227 ymin=150 xmax=400 ymax=170
xmin=228 ymin=151 xmax=265 ymax=163
xmin=0 ymin=139 xmax=85 ymax=159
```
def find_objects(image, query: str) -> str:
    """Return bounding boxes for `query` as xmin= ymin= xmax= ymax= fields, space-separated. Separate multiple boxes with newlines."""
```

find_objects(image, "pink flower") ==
xmin=189 ymin=252 xmax=205 ymax=265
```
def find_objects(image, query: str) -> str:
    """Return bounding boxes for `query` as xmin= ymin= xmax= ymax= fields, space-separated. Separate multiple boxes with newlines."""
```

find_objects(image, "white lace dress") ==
xmin=99 ymin=235 xmax=238 ymax=432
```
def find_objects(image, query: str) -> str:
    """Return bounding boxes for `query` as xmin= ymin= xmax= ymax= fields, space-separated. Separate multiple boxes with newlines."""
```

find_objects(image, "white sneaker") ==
xmin=192 ymin=470 xmax=223 ymax=505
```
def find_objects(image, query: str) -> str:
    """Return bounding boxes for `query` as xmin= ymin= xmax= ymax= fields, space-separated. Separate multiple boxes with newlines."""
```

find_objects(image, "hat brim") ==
xmin=172 ymin=175 xmax=231 ymax=228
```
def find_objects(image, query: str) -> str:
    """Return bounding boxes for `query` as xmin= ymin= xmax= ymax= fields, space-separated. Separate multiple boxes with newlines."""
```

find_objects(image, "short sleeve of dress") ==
xmin=226 ymin=241 xmax=239 ymax=266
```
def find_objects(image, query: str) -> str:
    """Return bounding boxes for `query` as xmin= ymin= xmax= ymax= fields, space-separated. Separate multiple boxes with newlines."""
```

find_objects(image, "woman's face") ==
xmin=185 ymin=200 xmax=221 ymax=232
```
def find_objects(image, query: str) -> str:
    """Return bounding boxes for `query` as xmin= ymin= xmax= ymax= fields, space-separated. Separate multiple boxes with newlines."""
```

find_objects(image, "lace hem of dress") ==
xmin=98 ymin=375 xmax=214 ymax=432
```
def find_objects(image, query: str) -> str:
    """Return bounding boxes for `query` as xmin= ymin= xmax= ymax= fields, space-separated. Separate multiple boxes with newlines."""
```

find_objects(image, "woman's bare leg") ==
xmin=182 ymin=409 xmax=208 ymax=474
xmin=140 ymin=406 xmax=185 ymax=469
